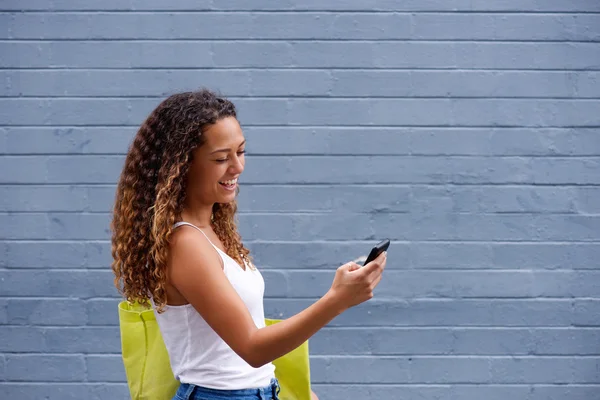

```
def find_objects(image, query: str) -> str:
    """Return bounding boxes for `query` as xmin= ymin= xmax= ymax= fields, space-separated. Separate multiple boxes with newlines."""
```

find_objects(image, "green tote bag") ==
xmin=118 ymin=301 xmax=312 ymax=400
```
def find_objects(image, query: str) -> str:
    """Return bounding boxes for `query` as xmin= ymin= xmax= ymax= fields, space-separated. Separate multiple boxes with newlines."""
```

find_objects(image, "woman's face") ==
xmin=186 ymin=116 xmax=246 ymax=205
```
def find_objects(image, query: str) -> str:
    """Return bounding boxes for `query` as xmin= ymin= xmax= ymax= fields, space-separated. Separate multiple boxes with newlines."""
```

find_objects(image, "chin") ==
xmin=217 ymin=193 xmax=237 ymax=204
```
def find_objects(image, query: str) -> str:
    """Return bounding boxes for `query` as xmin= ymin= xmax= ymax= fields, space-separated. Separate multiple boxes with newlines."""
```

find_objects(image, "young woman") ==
xmin=111 ymin=89 xmax=387 ymax=400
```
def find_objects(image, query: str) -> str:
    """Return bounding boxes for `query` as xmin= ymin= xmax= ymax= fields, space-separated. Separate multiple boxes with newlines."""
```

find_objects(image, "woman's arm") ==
xmin=168 ymin=228 xmax=386 ymax=368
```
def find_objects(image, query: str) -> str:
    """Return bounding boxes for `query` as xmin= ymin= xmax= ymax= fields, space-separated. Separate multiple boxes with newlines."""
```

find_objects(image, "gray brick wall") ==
xmin=1 ymin=1 xmax=600 ymax=399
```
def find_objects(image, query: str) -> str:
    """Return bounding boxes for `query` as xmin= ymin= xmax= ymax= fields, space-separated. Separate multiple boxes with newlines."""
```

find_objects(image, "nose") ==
xmin=230 ymin=154 xmax=244 ymax=174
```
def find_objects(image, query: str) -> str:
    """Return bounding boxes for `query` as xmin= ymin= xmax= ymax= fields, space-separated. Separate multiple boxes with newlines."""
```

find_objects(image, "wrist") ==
xmin=323 ymin=289 xmax=347 ymax=316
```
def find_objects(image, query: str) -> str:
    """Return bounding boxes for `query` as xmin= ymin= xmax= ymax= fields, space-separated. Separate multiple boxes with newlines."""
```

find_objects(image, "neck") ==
xmin=181 ymin=198 xmax=214 ymax=228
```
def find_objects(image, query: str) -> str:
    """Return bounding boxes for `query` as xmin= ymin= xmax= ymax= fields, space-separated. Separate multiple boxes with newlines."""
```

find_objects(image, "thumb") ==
xmin=345 ymin=262 xmax=362 ymax=272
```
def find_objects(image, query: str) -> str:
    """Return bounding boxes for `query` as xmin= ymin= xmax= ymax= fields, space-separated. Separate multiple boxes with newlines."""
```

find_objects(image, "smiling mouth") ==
xmin=219 ymin=178 xmax=238 ymax=190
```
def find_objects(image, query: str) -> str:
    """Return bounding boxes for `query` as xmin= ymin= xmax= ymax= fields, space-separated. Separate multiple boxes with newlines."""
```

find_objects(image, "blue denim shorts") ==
xmin=173 ymin=378 xmax=281 ymax=400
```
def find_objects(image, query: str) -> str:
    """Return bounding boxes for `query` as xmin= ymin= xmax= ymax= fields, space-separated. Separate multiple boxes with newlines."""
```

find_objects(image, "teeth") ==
xmin=220 ymin=179 xmax=237 ymax=185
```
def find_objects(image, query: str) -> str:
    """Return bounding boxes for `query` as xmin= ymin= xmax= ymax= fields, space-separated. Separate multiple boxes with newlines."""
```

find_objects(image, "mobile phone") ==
xmin=363 ymin=239 xmax=390 ymax=266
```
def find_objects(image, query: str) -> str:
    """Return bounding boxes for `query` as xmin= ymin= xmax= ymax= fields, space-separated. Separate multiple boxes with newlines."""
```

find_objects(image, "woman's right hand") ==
xmin=327 ymin=251 xmax=387 ymax=311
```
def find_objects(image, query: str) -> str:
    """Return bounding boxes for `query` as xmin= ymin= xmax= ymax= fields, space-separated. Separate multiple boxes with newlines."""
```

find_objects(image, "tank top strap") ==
xmin=173 ymin=221 xmax=218 ymax=250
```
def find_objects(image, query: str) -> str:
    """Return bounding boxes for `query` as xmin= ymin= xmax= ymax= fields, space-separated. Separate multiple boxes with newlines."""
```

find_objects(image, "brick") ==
xmin=310 ymin=328 xmax=454 ymax=355
xmin=573 ymin=300 xmax=600 ymax=326
xmin=7 ymin=299 xmax=87 ymax=326
xmin=86 ymin=355 xmax=126 ymax=382
xmin=45 ymin=327 xmax=121 ymax=353
xmin=0 ymin=383 xmax=129 ymax=400
xmin=374 ymin=42 xmax=600 ymax=70
xmin=575 ymin=187 xmax=600 ymax=214
xmin=488 ymin=129 xmax=600 ymax=156
xmin=449 ymin=99 xmax=600 ymax=127
xmin=447 ymin=186 xmax=577 ymax=213
xmin=5 ymin=355 xmax=85 ymax=382
xmin=0 ymin=325 xmax=119 ymax=354
xmin=491 ymin=243 xmax=600 ymax=270
xmin=311 ymin=385 xmax=521 ymax=400
xmin=249 ymin=241 xmax=411 ymax=270
xmin=2 ymin=42 xmax=599 ymax=69
xmin=398 ymin=214 xmax=600 ymax=242
xmin=285 ymin=270 xmax=600 ymax=299
xmin=238 ymin=185 xmax=411 ymax=213
xmin=4 ymin=127 xmax=136 ymax=154
xmin=0 ymin=271 xmax=118 ymax=298
xmin=246 ymin=127 xmax=413 ymax=155
xmin=287 ymin=211 xmax=600 ymax=241
xmin=452 ymin=328 xmax=534 ymax=355
xmin=311 ymin=356 xmax=600 ymax=385
xmin=244 ymin=156 xmax=600 ymax=185
xmin=449 ymin=42 xmax=600 ymax=70
xmin=0 ymin=299 xmax=6 ymax=325
xmin=533 ymin=328 xmax=600 ymax=355
xmin=84 ymin=242 xmax=112 ymax=269
xmin=212 ymin=42 xmax=294 ymax=68
xmin=527 ymin=386 xmax=600 ymax=400
xmin=5 ymin=126 xmax=414 ymax=155
xmin=4 ymin=213 xmax=600 ymax=246
xmin=249 ymin=70 xmax=333 ymax=96
xmin=312 ymin=385 xmax=600 ymax=400
xmin=570 ymin=271 xmax=600 ymax=297
xmin=0 ymin=12 xmax=412 ymax=40
xmin=0 ymin=69 xmax=572 ymax=99
xmin=332 ymin=71 xmax=600 ymax=98
xmin=410 ymin=242 xmax=492 ymax=269
xmin=490 ymin=357 xmax=600 ymax=383
xmin=311 ymin=356 xmax=491 ymax=383
xmin=0 ymin=327 xmax=46 ymax=352
xmin=4 ymin=0 xmax=600 ymax=12
xmin=3 ymin=98 xmax=600 ymax=127
xmin=1 ymin=70 xmax=251 ymax=97
xmin=411 ymin=128 xmax=600 ymax=156
xmin=0 ymin=213 xmax=112 ymax=240
xmin=410 ymin=357 xmax=492 ymax=383
xmin=0 ymin=127 xmax=6 ymax=152
xmin=0 ymin=185 xmax=89 ymax=212
xmin=261 ymin=270 xmax=288 ymax=297
xmin=0 ymin=98 xmax=156 ymax=126
xmin=310 ymin=356 xmax=410 ymax=383
xmin=0 ymin=41 xmax=214 ymax=69
xmin=0 ymin=157 xmax=48 ymax=183
xmin=265 ymin=299 xmax=574 ymax=327
xmin=0 ymin=213 xmax=49 ymax=239
xmin=3 ymin=240 xmax=109 ymax=269
xmin=239 ymin=213 xmax=377 ymax=241
xmin=411 ymin=14 xmax=600 ymax=41
xmin=86 ymin=299 xmax=121 ymax=326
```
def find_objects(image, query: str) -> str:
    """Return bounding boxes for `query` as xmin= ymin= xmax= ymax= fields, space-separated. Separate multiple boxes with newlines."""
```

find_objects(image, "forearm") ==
xmin=247 ymin=290 xmax=345 ymax=367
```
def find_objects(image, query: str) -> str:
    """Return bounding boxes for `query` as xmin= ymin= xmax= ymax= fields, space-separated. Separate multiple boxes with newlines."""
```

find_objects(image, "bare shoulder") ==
xmin=168 ymin=226 xmax=222 ymax=275
xmin=164 ymin=225 xmax=260 ymax=363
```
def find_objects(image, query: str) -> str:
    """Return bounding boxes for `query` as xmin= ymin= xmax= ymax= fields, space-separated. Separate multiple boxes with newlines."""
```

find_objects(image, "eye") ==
xmin=237 ymin=150 xmax=246 ymax=155
xmin=215 ymin=158 xmax=228 ymax=163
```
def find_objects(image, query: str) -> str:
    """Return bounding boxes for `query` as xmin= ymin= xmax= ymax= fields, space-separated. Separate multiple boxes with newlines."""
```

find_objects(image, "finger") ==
xmin=363 ymin=261 xmax=387 ymax=283
xmin=344 ymin=262 xmax=362 ymax=272
xmin=379 ymin=252 xmax=388 ymax=270
xmin=362 ymin=252 xmax=386 ymax=273
xmin=371 ymin=272 xmax=383 ymax=289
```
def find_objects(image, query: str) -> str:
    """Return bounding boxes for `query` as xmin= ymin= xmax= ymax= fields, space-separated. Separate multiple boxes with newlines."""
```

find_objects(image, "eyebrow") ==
xmin=210 ymin=140 xmax=246 ymax=155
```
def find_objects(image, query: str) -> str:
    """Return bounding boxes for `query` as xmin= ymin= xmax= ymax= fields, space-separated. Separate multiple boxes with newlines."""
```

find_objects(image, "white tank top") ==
xmin=153 ymin=221 xmax=276 ymax=390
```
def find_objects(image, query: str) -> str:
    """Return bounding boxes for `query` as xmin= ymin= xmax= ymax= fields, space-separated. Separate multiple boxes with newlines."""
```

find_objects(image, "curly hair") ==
xmin=111 ymin=89 xmax=252 ymax=312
